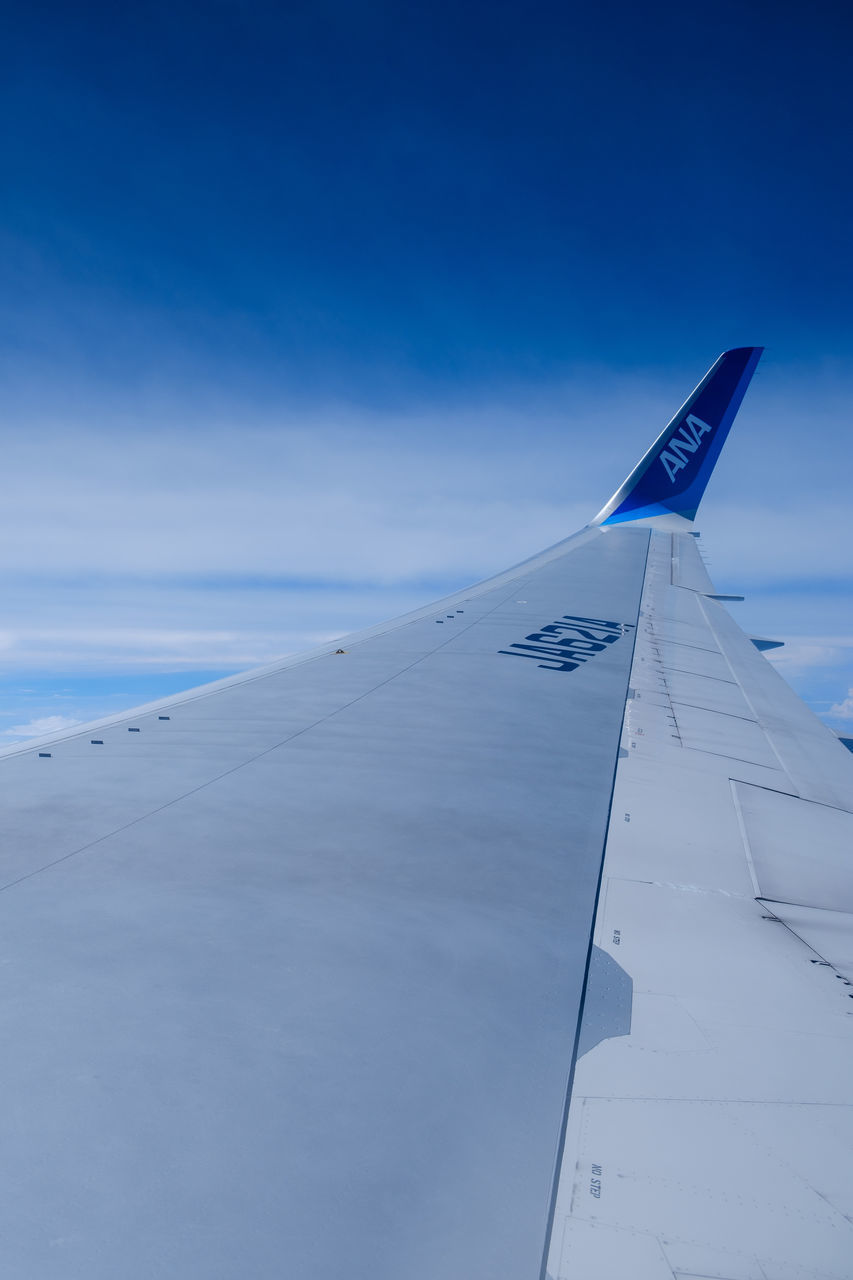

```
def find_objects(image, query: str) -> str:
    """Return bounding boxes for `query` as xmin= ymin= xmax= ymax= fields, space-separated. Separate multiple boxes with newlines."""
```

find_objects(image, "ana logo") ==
xmin=660 ymin=414 xmax=712 ymax=484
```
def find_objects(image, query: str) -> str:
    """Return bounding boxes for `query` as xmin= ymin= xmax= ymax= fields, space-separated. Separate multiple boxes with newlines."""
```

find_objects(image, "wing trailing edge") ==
xmin=593 ymin=346 xmax=763 ymax=525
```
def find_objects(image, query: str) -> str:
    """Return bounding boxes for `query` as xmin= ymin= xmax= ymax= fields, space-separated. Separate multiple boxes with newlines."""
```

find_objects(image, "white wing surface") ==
xmin=546 ymin=529 xmax=853 ymax=1280
xmin=1 ymin=348 xmax=851 ymax=1279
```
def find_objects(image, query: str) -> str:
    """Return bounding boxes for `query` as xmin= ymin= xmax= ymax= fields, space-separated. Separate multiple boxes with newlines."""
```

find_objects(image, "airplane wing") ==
xmin=2 ymin=347 xmax=851 ymax=1279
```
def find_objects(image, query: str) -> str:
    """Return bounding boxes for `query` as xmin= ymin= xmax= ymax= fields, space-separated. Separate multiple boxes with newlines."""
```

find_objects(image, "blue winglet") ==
xmin=593 ymin=347 xmax=763 ymax=525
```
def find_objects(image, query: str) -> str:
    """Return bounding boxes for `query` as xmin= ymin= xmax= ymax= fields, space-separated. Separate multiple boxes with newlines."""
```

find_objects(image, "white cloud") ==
xmin=829 ymin=691 xmax=853 ymax=721
xmin=0 ymin=365 xmax=851 ymax=729
xmin=0 ymin=367 xmax=851 ymax=589
xmin=0 ymin=626 xmax=338 ymax=670
xmin=0 ymin=409 xmax=585 ymax=582
xmin=3 ymin=715 xmax=80 ymax=738
xmin=765 ymin=636 xmax=853 ymax=676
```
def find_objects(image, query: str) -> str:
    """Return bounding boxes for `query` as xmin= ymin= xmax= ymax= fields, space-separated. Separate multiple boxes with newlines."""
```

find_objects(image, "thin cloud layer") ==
xmin=1 ymin=364 xmax=851 ymax=733
xmin=2 ymin=364 xmax=851 ymax=582
xmin=3 ymin=714 xmax=80 ymax=738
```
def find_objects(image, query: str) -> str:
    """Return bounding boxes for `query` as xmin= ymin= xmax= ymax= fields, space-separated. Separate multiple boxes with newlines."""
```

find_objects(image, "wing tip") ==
xmin=593 ymin=346 xmax=763 ymax=527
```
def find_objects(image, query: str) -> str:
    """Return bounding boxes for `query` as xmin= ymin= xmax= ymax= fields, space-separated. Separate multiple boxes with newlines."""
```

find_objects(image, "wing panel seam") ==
xmin=537 ymin=527 xmax=652 ymax=1280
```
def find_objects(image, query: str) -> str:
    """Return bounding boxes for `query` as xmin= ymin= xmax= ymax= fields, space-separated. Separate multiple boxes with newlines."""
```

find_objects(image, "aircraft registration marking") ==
xmin=498 ymin=614 xmax=635 ymax=673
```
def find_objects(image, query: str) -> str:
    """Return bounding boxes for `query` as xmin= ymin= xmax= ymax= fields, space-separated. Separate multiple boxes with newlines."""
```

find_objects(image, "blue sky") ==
xmin=1 ymin=0 xmax=852 ymax=742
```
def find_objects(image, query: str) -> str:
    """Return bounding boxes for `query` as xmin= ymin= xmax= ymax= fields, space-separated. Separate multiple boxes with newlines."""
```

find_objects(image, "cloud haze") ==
xmin=1 ymin=360 xmax=851 ymax=741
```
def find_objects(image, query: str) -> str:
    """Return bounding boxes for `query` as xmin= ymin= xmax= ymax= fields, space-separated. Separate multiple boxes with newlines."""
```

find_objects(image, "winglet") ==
xmin=592 ymin=347 xmax=763 ymax=525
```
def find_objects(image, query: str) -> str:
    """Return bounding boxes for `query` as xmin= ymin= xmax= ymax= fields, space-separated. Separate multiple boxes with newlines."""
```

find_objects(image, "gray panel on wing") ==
xmin=666 ymin=669 xmax=753 ymax=718
xmin=735 ymin=782 xmax=853 ymax=911
xmin=675 ymin=704 xmax=778 ymax=768
xmin=0 ymin=525 xmax=648 ymax=1280
xmin=658 ymin=642 xmax=732 ymax=680
xmin=764 ymin=902 xmax=853 ymax=980
xmin=577 ymin=945 xmax=633 ymax=1058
